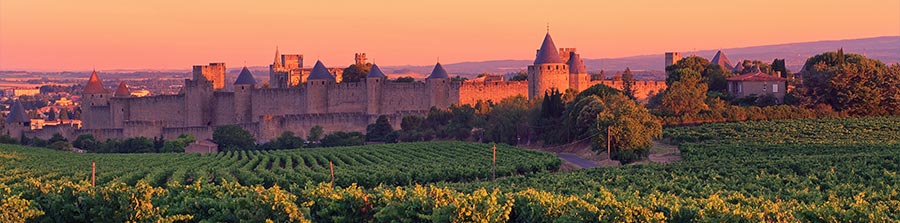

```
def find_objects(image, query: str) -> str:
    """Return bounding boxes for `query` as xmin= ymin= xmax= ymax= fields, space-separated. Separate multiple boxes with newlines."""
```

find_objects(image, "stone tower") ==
xmin=4 ymin=100 xmax=30 ymax=139
xmin=110 ymin=81 xmax=131 ymax=128
xmin=365 ymin=63 xmax=386 ymax=115
xmin=269 ymin=47 xmax=304 ymax=88
xmin=184 ymin=66 xmax=216 ymax=126
xmin=355 ymin=53 xmax=367 ymax=65
xmin=665 ymin=52 xmax=681 ymax=68
xmin=234 ymin=66 xmax=256 ymax=123
xmin=192 ymin=63 xmax=226 ymax=90
xmin=306 ymin=60 xmax=335 ymax=114
xmin=81 ymin=70 xmax=111 ymax=129
xmin=527 ymin=32 xmax=569 ymax=99
xmin=566 ymin=51 xmax=589 ymax=91
xmin=427 ymin=62 xmax=451 ymax=109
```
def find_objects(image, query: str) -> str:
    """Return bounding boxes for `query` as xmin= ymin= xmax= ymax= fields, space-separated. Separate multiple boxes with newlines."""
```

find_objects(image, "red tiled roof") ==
xmin=83 ymin=71 xmax=107 ymax=94
xmin=726 ymin=72 xmax=788 ymax=82
xmin=114 ymin=82 xmax=130 ymax=97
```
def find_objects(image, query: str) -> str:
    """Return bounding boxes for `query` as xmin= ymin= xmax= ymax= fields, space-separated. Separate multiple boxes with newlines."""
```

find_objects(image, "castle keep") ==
xmin=13 ymin=32 xmax=666 ymax=142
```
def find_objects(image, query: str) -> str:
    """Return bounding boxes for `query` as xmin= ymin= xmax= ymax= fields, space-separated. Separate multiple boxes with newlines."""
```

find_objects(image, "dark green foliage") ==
xmin=307 ymin=125 xmax=324 ymax=147
xmin=320 ymin=131 xmax=365 ymax=147
xmin=365 ymin=115 xmax=394 ymax=142
xmin=483 ymin=96 xmax=532 ymax=145
xmin=161 ymin=134 xmax=195 ymax=153
xmin=0 ymin=134 xmax=18 ymax=144
xmin=72 ymin=134 xmax=100 ymax=151
xmin=213 ymin=125 xmax=256 ymax=151
xmin=621 ymin=68 xmax=635 ymax=99
xmin=533 ymin=89 xmax=566 ymax=144
xmin=393 ymin=76 xmax=415 ymax=83
xmin=796 ymin=50 xmax=900 ymax=116
xmin=341 ymin=63 xmax=373 ymax=83
xmin=510 ymin=70 xmax=528 ymax=81
xmin=48 ymin=133 xmax=66 ymax=144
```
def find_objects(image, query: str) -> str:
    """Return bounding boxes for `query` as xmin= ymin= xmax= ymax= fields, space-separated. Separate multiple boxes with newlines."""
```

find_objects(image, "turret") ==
xmin=426 ymin=62 xmax=451 ymax=109
xmin=114 ymin=82 xmax=131 ymax=98
xmin=566 ymin=51 xmax=589 ymax=91
xmin=4 ymin=100 xmax=30 ymax=139
xmin=234 ymin=66 xmax=256 ymax=123
xmin=306 ymin=60 xmax=334 ymax=113
xmin=527 ymin=32 xmax=569 ymax=99
xmin=365 ymin=64 xmax=387 ymax=114
xmin=81 ymin=70 xmax=112 ymax=129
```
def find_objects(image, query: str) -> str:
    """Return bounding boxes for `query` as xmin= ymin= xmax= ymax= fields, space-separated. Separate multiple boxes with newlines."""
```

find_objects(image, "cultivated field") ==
xmin=3 ymin=117 xmax=900 ymax=222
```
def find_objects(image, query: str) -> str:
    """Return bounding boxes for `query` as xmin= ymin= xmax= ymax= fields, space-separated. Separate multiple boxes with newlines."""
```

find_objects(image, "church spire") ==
xmin=273 ymin=46 xmax=282 ymax=67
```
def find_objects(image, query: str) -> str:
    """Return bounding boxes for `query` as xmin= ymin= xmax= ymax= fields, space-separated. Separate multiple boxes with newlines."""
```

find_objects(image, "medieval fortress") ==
xmin=9 ymin=32 xmax=666 ymax=141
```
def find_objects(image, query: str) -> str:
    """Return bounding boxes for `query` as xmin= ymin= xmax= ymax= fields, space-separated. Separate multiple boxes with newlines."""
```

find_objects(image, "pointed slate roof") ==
xmin=427 ymin=62 xmax=449 ymax=79
xmin=307 ymin=60 xmax=335 ymax=81
xmin=567 ymin=52 xmax=587 ymax=74
xmin=83 ymin=70 xmax=107 ymax=94
xmin=114 ymin=82 xmax=131 ymax=97
xmin=367 ymin=64 xmax=387 ymax=78
xmin=5 ymin=101 xmax=29 ymax=124
xmin=733 ymin=63 xmax=744 ymax=74
xmin=234 ymin=66 xmax=257 ymax=85
xmin=273 ymin=47 xmax=282 ymax=67
xmin=710 ymin=50 xmax=734 ymax=70
xmin=534 ymin=33 xmax=564 ymax=64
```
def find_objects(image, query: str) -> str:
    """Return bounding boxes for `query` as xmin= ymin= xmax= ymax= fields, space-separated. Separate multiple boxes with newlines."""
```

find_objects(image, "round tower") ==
xmin=426 ymin=62 xmax=451 ymax=109
xmin=527 ymin=32 xmax=569 ymax=99
xmin=234 ymin=66 xmax=256 ymax=123
xmin=365 ymin=63 xmax=387 ymax=115
xmin=305 ymin=60 xmax=334 ymax=114
xmin=81 ymin=70 xmax=111 ymax=129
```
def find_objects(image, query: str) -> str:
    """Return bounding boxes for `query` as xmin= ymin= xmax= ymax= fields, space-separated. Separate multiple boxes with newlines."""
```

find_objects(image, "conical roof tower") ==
xmin=534 ymin=32 xmax=564 ymax=64
xmin=84 ymin=70 xmax=106 ymax=94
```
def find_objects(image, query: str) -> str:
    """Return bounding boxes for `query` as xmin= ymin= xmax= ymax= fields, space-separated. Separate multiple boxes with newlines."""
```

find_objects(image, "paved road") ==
xmin=557 ymin=153 xmax=599 ymax=168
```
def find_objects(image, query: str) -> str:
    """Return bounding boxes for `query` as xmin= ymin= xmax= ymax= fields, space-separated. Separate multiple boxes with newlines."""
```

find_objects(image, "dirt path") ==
xmin=648 ymin=141 xmax=682 ymax=163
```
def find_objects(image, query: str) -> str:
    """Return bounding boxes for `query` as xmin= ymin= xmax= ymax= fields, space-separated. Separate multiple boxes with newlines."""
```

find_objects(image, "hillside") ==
xmin=378 ymin=36 xmax=900 ymax=80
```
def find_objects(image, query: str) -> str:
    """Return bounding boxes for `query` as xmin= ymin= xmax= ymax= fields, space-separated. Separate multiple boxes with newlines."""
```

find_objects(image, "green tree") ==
xmin=621 ymin=68 xmax=635 ymax=99
xmin=48 ymin=133 xmax=67 ymax=144
xmin=510 ymin=70 xmax=528 ymax=81
xmin=798 ymin=50 xmax=899 ymax=115
xmin=393 ymin=77 xmax=415 ymax=83
xmin=659 ymin=69 xmax=709 ymax=116
xmin=591 ymin=94 xmax=662 ymax=164
xmin=484 ymin=96 xmax=533 ymax=145
xmin=161 ymin=134 xmax=195 ymax=153
xmin=533 ymin=89 xmax=566 ymax=144
xmin=365 ymin=115 xmax=394 ymax=142
xmin=72 ymin=134 xmax=100 ymax=152
xmin=262 ymin=131 xmax=304 ymax=150
xmin=213 ymin=125 xmax=255 ymax=151
xmin=320 ymin=131 xmax=365 ymax=147
xmin=122 ymin=137 xmax=155 ymax=153
xmin=666 ymin=56 xmax=709 ymax=85
xmin=46 ymin=109 xmax=57 ymax=121
xmin=341 ymin=63 xmax=373 ymax=83
xmin=398 ymin=115 xmax=425 ymax=142
xmin=307 ymin=126 xmax=324 ymax=147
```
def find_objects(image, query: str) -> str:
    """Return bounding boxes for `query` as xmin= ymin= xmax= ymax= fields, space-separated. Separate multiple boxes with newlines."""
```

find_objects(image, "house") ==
xmin=726 ymin=67 xmax=788 ymax=102
xmin=184 ymin=139 xmax=218 ymax=154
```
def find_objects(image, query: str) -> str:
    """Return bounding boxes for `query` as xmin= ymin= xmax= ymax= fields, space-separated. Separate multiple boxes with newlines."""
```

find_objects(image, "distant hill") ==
xmin=378 ymin=36 xmax=900 ymax=80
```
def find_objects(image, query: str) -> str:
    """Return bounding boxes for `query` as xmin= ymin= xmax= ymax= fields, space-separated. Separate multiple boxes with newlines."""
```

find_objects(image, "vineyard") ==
xmin=0 ymin=141 xmax=559 ymax=188
xmin=3 ymin=117 xmax=900 ymax=222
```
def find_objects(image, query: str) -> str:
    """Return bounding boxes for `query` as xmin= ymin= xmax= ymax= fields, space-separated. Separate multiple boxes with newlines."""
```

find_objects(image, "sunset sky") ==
xmin=1 ymin=0 xmax=898 ymax=71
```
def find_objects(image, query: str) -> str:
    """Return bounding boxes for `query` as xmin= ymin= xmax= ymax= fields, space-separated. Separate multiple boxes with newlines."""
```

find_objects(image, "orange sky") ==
xmin=1 ymin=0 xmax=898 ymax=71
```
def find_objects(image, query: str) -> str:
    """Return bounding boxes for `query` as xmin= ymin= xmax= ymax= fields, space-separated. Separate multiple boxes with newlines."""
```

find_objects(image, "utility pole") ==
xmin=607 ymin=127 xmax=611 ymax=160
